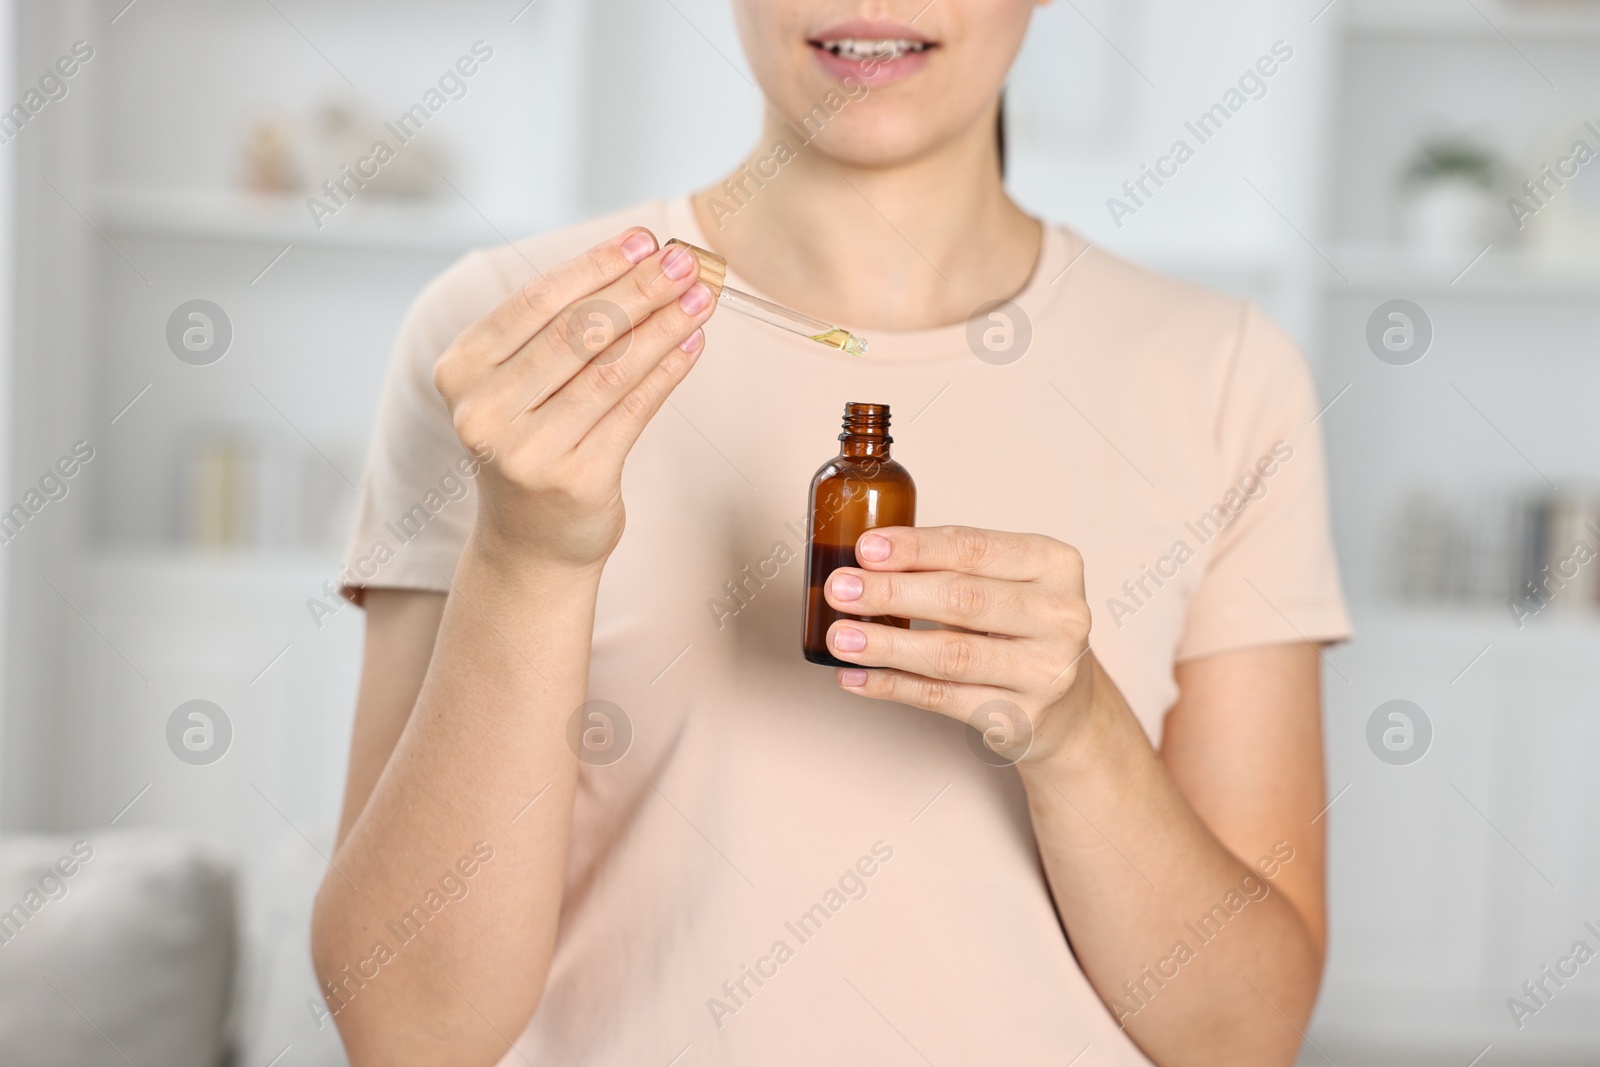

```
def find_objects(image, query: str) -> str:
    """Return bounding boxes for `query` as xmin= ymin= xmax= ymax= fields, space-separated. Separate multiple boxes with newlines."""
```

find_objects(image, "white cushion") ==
xmin=0 ymin=830 xmax=236 ymax=1067
xmin=232 ymin=833 xmax=352 ymax=1067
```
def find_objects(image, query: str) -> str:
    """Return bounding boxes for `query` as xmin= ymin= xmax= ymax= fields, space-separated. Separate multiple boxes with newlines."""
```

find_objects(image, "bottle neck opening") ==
xmin=839 ymin=403 xmax=892 ymax=457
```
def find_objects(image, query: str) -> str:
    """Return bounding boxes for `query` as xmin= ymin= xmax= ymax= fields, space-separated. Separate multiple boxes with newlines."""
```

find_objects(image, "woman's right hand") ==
xmin=433 ymin=228 xmax=715 ymax=571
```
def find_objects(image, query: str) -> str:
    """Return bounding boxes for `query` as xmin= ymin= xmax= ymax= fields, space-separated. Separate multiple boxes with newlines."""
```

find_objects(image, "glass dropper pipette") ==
xmin=666 ymin=239 xmax=869 ymax=358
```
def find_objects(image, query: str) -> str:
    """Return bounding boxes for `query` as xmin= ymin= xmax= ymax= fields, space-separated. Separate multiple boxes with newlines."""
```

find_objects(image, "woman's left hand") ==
xmin=823 ymin=525 xmax=1099 ymax=766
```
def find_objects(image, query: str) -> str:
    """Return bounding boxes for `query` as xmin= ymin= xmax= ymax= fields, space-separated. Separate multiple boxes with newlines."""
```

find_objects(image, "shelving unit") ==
xmin=1310 ymin=2 xmax=1600 ymax=1059
xmin=95 ymin=186 xmax=545 ymax=252
xmin=5 ymin=2 xmax=595 ymax=1064
xmin=1328 ymin=243 xmax=1600 ymax=297
xmin=1345 ymin=0 xmax=1600 ymax=39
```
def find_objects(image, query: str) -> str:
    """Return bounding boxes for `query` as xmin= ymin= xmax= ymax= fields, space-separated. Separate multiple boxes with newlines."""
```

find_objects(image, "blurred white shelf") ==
xmin=1344 ymin=602 xmax=1600 ymax=653
xmin=1345 ymin=0 xmax=1600 ymax=39
xmin=1326 ymin=243 xmax=1600 ymax=298
xmin=84 ymin=546 xmax=344 ymax=597
xmin=95 ymin=186 xmax=545 ymax=252
xmin=87 ymin=546 xmax=342 ymax=570
xmin=74 ymin=549 xmax=361 ymax=650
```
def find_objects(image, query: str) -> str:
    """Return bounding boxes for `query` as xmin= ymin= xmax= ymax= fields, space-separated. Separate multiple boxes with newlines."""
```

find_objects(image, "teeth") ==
xmin=820 ymin=38 xmax=929 ymax=62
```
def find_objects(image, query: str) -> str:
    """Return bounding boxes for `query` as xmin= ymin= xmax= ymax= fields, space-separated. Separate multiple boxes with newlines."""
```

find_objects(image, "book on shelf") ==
xmin=1388 ymin=487 xmax=1600 ymax=621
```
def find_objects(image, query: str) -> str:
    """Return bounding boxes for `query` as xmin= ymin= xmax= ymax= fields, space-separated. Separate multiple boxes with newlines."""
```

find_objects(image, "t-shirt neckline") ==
xmin=662 ymin=195 xmax=1082 ymax=365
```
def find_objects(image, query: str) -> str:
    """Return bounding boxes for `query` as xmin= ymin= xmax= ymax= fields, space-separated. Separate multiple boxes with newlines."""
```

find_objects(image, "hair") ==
xmin=996 ymin=93 xmax=1007 ymax=178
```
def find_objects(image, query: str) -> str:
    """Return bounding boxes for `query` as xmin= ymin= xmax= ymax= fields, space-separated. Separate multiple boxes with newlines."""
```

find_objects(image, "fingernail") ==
xmin=832 ymin=626 xmax=866 ymax=653
xmin=831 ymin=572 xmax=862 ymax=601
xmin=679 ymin=283 xmax=712 ymax=315
xmin=839 ymin=669 xmax=869 ymax=688
xmin=679 ymin=328 xmax=704 ymax=354
xmin=622 ymin=231 xmax=657 ymax=263
xmin=662 ymin=246 xmax=695 ymax=280
xmin=857 ymin=534 xmax=890 ymax=562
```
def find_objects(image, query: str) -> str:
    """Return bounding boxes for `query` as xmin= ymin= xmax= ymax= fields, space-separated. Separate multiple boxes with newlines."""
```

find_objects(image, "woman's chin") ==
xmin=772 ymin=117 xmax=955 ymax=172
xmin=822 ymin=142 xmax=940 ymax=172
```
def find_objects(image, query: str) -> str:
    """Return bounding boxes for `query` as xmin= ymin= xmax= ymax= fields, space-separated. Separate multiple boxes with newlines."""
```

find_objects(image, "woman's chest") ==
xmin=591 ymin=347 xmax=1220 ymax=730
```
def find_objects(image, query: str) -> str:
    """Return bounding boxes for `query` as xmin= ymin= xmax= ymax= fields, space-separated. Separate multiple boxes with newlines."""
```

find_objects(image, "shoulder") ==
xmin=1055 ymin=234 xmax=1256 ymax=363
xmin=1052 ymin=231 xmax=1313 ymax=422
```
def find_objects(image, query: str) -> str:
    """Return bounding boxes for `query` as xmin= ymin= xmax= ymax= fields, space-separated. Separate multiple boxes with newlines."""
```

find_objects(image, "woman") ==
xmin=311 ymin=3 xmax=1349 ymax=1065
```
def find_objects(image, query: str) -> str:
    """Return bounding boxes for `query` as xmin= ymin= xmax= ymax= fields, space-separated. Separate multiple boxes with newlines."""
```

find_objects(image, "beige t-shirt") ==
xmin=344 ymin=196 xmax=1350 ymax=1065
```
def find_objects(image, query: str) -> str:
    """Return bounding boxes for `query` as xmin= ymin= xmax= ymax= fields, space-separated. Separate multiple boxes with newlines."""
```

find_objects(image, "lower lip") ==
xmin=810 ymin=45 xmax=932 ymax=88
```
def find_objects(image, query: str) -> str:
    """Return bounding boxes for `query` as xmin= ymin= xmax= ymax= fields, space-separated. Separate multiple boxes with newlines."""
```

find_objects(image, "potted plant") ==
xmin=1398 ymin=136 xmax=1503 ymax=260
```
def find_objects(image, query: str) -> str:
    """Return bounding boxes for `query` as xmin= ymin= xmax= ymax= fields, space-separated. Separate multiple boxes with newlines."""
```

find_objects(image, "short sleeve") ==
xmin=339 ymin=249 xmax=513 ymax=601
xmin=1175 ymin=302 xmax=1352 ymax=662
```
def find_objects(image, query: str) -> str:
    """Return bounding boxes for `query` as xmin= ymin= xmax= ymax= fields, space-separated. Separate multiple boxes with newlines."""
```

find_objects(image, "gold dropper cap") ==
xmin=664 ymin=238 xmax=728 ymax=299
xmin=664 ymin=238 xmax=867 ymax=358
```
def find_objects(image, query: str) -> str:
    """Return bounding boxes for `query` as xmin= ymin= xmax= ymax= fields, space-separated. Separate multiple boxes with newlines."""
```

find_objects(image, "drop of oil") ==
xmin=808 ymin=327 xmax=869 ymax=358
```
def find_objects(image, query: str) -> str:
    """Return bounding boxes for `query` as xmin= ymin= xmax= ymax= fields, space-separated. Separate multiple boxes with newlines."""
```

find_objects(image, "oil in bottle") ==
xmin=802 ymin=403 xmax=917 ymax=666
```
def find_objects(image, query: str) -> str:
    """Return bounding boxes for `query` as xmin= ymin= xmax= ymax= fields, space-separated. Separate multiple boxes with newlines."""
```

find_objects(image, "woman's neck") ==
xmin=690 ymin=103 xmax=1042 ymax=333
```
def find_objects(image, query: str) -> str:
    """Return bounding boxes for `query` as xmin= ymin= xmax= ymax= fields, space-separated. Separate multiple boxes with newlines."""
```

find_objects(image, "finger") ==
xmin=444 ymin=227 xmax=659 ymax=379
xmin=538 ymin=267 xmax=715 ymax=445
xmin=488 ymin=242 xmax=705 ymax=423
xmin=580 ymin=326 xmax=707 ymax=465
xmin=823 ymin=567 xmax=1035 ymax=636
xmin=855 ymin=526 xmax=1082 ymax=588
xmin=833 ymin=665 xmax=1015 ymax=723
xmin=825 ymin=619 xmax=1025 ymax=688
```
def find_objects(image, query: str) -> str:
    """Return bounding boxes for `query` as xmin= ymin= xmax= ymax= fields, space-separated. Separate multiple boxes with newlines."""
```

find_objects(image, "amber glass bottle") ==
xmin=802 ymin=403 xmax=917 ymax=666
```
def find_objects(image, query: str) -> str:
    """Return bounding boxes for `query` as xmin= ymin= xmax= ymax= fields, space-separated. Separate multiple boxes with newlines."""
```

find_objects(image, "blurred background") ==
xmin=0 ymin=0 xmax=1595 ymax=1063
